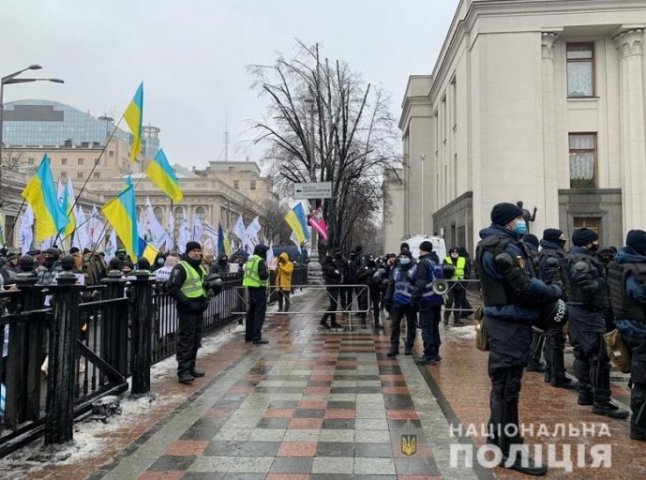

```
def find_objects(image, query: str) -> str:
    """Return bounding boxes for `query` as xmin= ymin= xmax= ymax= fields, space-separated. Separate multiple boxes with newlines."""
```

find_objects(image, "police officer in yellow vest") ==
xmin=443 ymin=247 xmax=467 ymax=326
xmin=167 ymin=241 xmax=209 ymax=384
xmin=243 ymin=244 xmax=270 ymax=344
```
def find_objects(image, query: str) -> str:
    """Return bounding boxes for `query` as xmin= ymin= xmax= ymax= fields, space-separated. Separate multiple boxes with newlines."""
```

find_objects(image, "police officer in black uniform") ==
xmin=566 ymin=228 xmax=628 ymax=418
xmin=523 ymin=234 xmax=546 ymax=373
xmin=608 ymin=229 xmax=646 ymax=440
xmin=537 ymin=228 xmax=575 ymax=389
xmin=477 ymin=203 xmax=562 ymax=476
xmin=413 ymin=241 xmax=444 ymax=365
xmin=167 ymin=241 xmax=209 ymax=384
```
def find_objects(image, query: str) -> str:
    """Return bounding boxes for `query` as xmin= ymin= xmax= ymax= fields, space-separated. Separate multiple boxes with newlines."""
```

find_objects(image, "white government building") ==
xmin=386 ymin=0 xmax=646 ymax=254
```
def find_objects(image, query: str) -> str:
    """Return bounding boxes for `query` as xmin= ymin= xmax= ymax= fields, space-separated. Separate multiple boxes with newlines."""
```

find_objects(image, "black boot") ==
xmin=387 ymin=346 xmax=399 ymax=358
xmin=320 ymin=318 xmax=331 ymax=329
xmin=578 ymin=390 xmax=593 ymax=406
xmin=593 ymin=401 xmax=630 ymax=419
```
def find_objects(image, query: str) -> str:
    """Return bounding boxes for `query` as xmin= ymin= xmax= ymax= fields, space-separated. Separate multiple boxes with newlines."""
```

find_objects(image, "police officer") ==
xmin=243 ymin=244 xmax=270 ymax=344
xmin=567 ymin=228 xmax=628 ymax=418
xmin=609 ymin=230 xmax=646 ymax=441
xmin=414 ymin=241 xmax=444 ymax=365
xmin=443 ymin=247 xmax=467 ymax=326
xmin=384 ymin=249 xmax=417 ymax=357
xmin=321 ymin=253 xmax=343 ymax=329
xmin=167 ymin=241 xmax=209 ymax=384
xmin=537 ymin=228 xmax=575 ymax=389
xmin=477 ymin=202 xmax=561 ymax=475
xmin=523 ymin=234 xmax=546 ymax=373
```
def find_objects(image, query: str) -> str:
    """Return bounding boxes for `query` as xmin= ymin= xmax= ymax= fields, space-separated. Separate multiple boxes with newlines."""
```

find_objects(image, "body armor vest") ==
xmin=476 ymin=236 xmax=524 ymax=307
xmin=538 ymin=248 xmax=570 ymax=297
xmin=567 ymin=253 xmax=609 ymax=311
xmin=607 ymin=262 xmax=646 ymax=321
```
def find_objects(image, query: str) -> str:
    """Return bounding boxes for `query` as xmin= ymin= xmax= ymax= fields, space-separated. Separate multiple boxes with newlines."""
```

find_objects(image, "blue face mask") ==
xmin=514 ymin=220 xmax=527 ymax=236
xmin=399 ymin=258 xmax=411 ymax=266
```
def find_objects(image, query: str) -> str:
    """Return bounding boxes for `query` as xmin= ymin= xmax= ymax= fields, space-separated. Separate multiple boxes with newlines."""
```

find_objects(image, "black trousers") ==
xmin=623 ymin=334 xmax=646 ymax=436
xmin=321 ymin=286 xmax=339 ymax=324
xmin=356 ymin=285 xmax=368 ymax=320
xmin=444 ymin=285 xmax=465 ymax=323
xmin=419 ymin=307 xmax=442 ymax=359
xmin=245 ymin=287 xmax=267 ymax=341
xmin=484 ymin=316 xmax=532 ymax=455
xmin=543 ymin=329 xmax=568 ymax=382
xmin=277 ymin=290 xmax=291 ymax=312
xmin=390 ymin=304 xmax=416 ymax=351
xmin=370 ymin=288 xmax=381 ymax=327
xmin=528 ymin=330 xmax=545 ymax=366
xmin=176 ymin=311 xmax=203 ymax=376
xmin=568 ymin=306 xmax=611 ymax=403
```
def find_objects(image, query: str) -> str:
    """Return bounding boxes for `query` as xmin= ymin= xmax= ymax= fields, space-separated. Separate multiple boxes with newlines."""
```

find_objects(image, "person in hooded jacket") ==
xmin=275 ymin=252 xmax=294 ymax=312
xmin=608 ymin=229 xmax=646 ymax=441
xmin=0 ymin=252 xmax=19 ymax=286
xmin=566 ymin=228 xmax=629 ymax=419
xmin=211 ymin=254 xmax=229 ymax=276
xmin=243 ymin=244 xmax=270 ymax=344
xmin=476 ymin=202 xmax=562 ymax=476
xmin=167 ymin=241 xmax=209 ymax=384
xmin=384 ymin=249 xmax=418 ymax=357
xmin=537 ymin=228 xmax=575 ymax=389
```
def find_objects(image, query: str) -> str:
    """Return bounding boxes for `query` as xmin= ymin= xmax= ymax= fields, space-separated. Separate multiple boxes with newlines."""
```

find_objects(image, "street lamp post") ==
xmin=0 ymin=65 xmax=64 ymax=210
xmin=304 ymin=97 xmax=318 ymax=262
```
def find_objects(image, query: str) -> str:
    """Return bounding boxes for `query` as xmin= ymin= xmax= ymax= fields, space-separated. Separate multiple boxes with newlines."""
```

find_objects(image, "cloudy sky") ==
xmin=3 ymin=0 xmax=458 ymax=170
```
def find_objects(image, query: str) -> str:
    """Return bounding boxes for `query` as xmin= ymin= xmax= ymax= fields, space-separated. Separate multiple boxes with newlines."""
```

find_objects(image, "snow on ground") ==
xmin=0 ymin=323 xmax=242 ymax=478
xmin=444 ymin=323 xmax=477 ymax=340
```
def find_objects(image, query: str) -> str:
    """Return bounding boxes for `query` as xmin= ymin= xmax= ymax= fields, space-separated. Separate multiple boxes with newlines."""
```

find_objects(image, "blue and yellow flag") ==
xmin=293 ymin=203 xmax=311 ymax=240
xmin=102 ymin=178 xmax=140 ymax=260
xmin=146 ymin=149 xmax=183 ymax=202
xmin=138 ymin=237 xmax=159 ymax=265
xmin=284 ymin=209 xmax=306 ymax=244
xmin=21 ymin=155 xmax=69 ymax=241
xmin=123 ymin=82 xmax=144 ymax=161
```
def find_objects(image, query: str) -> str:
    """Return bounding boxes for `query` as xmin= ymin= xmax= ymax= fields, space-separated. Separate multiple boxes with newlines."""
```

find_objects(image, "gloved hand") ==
xmin=503 ymin=266 xmax=529 ymax=289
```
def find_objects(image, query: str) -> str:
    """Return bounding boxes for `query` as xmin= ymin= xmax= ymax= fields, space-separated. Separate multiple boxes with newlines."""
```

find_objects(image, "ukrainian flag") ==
xmin=21 ymin=155 xmax=69 ymax=241
xmin=293 ymin=203 xmax=311 ymax=240
xmin=123 ymin=82 xmax=144 ymax=161
xmin=146 ymin=149 xmax=183 ymax=202
xmin=284 ymin=209 xmax=306 ymax=244
xmin=138 ymin=237 xmax=159 ymax=265
xmin=102 ymin=181 xmax=140 ymax=261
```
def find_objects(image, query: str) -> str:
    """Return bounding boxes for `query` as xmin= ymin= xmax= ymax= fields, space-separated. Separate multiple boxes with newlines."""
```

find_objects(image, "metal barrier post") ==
xmin=130 ymin=270 xmax=153 ymax=396
xmin=44 ymin=271 xmax=82 ymax=446
xmin=5 ymin=272 xmax=39 ymax=428
xmin=102 ymin=271 xmax=128 ymax=376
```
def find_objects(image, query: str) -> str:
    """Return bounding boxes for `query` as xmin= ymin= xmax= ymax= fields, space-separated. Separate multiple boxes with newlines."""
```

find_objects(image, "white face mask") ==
xmin=451 ymin=253 xmax=458 ymax=259
xmin=399 ymin=257 xmax=411 ymax=266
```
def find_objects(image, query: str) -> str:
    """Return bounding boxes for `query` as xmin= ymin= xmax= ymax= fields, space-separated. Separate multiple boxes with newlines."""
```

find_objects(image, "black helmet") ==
xmin=535 ymin=299 xmax=568 ymax=331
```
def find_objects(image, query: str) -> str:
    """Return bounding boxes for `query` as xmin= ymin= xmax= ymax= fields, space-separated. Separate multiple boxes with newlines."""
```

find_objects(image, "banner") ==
xmin=308 ymin=205 xmax=328 ymax=241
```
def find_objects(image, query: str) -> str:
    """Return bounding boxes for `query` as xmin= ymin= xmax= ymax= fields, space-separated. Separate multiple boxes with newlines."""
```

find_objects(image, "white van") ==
xmin=400 ymin=235 xmax=446 ymax=261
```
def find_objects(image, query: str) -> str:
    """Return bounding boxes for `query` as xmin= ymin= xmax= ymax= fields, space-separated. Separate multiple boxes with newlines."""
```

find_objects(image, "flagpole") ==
xmin=53 ymin=114 xmax=126 ymax=248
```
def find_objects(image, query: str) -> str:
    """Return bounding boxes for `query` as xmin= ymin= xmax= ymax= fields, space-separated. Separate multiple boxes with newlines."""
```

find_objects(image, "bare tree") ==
xmin=250 ymin=41 xmax=400 ymax=255
xmin=263 ymin=197 xmax=292 ymax=244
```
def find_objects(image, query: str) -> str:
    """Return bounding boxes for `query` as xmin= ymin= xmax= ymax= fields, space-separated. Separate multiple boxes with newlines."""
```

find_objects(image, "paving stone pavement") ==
xmin=5 ymin=290 xmax=645 ymax=480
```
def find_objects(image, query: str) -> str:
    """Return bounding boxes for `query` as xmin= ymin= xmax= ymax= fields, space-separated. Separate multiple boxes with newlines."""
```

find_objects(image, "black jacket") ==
xmin=167 ymin=256 xmax=208 ymax=314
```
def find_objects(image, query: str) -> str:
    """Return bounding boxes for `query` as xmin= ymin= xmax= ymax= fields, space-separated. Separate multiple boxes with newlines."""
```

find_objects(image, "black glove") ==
xmin=503 ymin=266 xmax=530 ymax=289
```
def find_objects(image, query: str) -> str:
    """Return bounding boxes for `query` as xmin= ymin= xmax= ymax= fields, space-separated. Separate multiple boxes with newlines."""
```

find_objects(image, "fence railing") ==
xmin=0 ymin=263 xmax=305 ymax=457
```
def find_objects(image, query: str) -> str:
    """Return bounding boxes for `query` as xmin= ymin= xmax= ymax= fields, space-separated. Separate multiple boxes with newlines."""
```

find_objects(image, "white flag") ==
xmin=105 ymin=229 xmax=117 ymax=261
xmin=145 ymin=198 xmax=168 ymax=249
xmin=233 ymin=215 xmax=250 ymax=251
xmin=166 ymin=209 xmax=175 ymax=251
xmin=88 ymin=205 xmax=100 ymax=248
xmin=246 ymin=216 xmax=262 ymax=245
xmin=192 ymin=213 xmax=203 ymax=242
xmin=20 ymin=205 xmax=34 ymax=252
xmin=178 ymin=214 xmax=190 ymax=252
xmin=267 ymin=241 xmax=276 ymax=270
xmin=73 ymin=206 xmax=89 ymax=251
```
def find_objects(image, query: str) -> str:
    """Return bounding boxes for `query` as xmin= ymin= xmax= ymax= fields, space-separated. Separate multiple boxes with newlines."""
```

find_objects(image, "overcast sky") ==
xmin=3 ymin=0 xmax=458 ymax=171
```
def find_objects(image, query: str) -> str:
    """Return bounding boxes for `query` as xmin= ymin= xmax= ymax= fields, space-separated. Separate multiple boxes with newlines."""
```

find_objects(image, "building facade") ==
xmin=0 ymin=100 xmax=274 ymax=250
xmin=397 ymin=0 xmax=646 ymax=252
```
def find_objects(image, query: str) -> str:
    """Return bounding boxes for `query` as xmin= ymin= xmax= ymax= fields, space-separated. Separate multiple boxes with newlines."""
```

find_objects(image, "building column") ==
xmin=614 ymin=28 xmax=646 ymax=231
xmin=541 ymin=32 xmax=560 ymax=228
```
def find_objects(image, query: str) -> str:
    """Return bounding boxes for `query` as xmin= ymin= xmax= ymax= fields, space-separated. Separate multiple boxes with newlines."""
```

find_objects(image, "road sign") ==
xmin=294 ymin=181 xmax=332 ymax=199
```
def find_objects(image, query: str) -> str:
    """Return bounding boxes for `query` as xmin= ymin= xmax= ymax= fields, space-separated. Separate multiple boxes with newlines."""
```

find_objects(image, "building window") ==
xmin=78 ymin=158 xmax=84 ymax=165
xmin=250 ymin=180 xmax=256 ymax=191
xmin=234 ymin=180 xmax=240 ymax=190
xmin=77 ymin=172 xmax=84 ymax=179
xmin=94 ymin=172 xmax=100 ymax=179
xmin=569 ymin=133 xmax=597 ymax=189
xmin=567 ymin=43 xmax=594 ymax=97
xmin=94 ymin=157 xmax=100 ymax=165
xmin=60 ymin=172 xmax=67 ymax=179
xmin=62 ymin=157 xmax=68 ymax=165
xmin=109 ymin=150 xmax=114 ymax=158
xmin=27 ymin=157 xmax=34 ymax=165
xmin=573 ymin=217 xmax=601 ymax=239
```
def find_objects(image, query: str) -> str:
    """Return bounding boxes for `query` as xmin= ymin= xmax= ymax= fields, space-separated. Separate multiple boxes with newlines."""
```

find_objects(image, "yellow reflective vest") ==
xmin=243 ymin=255 xmax=268 ymax=288
xmin=179 ymin=261 xmax=207 ymax=298
xmin=444 ymin=256 xmax=466 ymax=280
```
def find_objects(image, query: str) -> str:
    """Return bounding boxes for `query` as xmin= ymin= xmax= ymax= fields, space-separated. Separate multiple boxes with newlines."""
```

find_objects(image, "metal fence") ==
xmin=0 ymin=264 xmax=290 ymax=457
